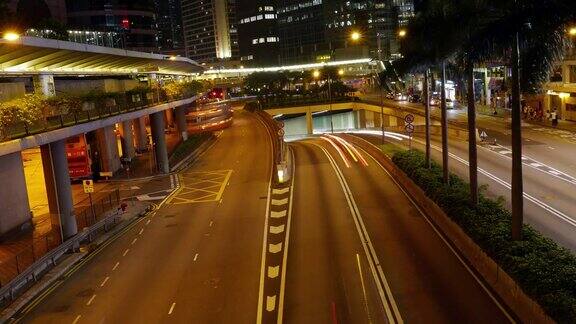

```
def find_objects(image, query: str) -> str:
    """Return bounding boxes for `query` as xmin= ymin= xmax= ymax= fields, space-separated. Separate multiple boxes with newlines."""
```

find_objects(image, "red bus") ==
xmin=66 ymin=135 xmax=92 ymax=180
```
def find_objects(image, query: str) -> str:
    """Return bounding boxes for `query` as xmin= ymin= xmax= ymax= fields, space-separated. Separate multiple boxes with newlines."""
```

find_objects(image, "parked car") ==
xmin=386 ymin=92 xmax=395 ymax=100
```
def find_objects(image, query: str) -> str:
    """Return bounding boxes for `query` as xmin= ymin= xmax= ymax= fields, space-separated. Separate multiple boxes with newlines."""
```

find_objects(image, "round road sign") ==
xmin=278 ymin=128 xmax=285 ymax=137
xmin=404 ymin=114 xmax=415 ymax=124
xmin=277 ymin=120 xmax=285 ymax=128
xmin=405 ymin=124 xmax=415 ymax=133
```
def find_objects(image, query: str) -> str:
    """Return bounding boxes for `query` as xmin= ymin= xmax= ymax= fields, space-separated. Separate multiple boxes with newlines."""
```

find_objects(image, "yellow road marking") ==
xmin=167 ymin=170 xmax=232 ymax=204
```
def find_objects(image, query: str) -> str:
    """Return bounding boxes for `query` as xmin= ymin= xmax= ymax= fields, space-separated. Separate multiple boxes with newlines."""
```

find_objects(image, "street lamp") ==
xmin=569 ymin=27 xmax=576 ymax=36
xmin=398 ymin=29 xmax=407 ymax=38
xmin=350 ymin=31 xmax=361 ymax=42
xmin=313 ymin=70 xmax=321 ymax=79
xmin=338 ymin=69 xmax=345 ymax=76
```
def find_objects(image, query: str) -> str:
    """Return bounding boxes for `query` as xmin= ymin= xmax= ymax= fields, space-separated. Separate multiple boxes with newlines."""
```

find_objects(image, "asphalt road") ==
xmin=16 ymin=110 xmax=272 ymax=324
xmin=368 ymin=131 xmax=576 ymax=252
xmin=285 ymin=138 xmax=513 ymax=323
xmin=360 ymin=94 xmax=576 ymax=251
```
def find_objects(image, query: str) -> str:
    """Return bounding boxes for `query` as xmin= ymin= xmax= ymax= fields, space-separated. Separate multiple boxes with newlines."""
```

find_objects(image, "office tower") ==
xmin=155 ymin=0 xmax=185 ymax=56
xmin=237 ymin=0 xmax=279 ymax=66
xmin=65 ymin=0 xmax=157 ymax=52
xmin=181 ymin=0 xmax=239 ymax=63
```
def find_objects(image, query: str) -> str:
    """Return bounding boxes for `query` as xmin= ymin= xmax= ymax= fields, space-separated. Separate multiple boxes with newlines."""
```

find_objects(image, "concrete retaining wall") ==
xmin=344 ymin=134 xmax=553 ymax=324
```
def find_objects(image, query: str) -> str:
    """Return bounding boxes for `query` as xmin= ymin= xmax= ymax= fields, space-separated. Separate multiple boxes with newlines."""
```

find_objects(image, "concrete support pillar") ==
xmin=544 ymin=94 xmax=551 ymax=112
xmin=306 ymin=109 xmax=314 ymax=135
xmin=483 ymin=69 xmax=491 ymax=106
xmin=165 ymin=108 xmax=175 ymax=129
xmin=133 ymin=117 xmax=148 ymax=152
xmin=373 ymin=111 xmax=382 ymax=129
xmin=96 ymin=126 xmax=121 ymax=174
xmin=355 ymin=110 xmax=367 ymax=129
xmin=33 ymin=74 xmax=56 ymax=97
xmin=41 ymin=140 xmax=77 ymax=240
xmin=0 ymin=152 xmax=31 ymax=235
xmin=150 ymin=111 xmax=170 ymax=174
xmin=119 ymin=120 xmax=136 ymax=159
xmin=381 ymin=115 xmax=392 ymax=127
xmin=175 ymin=106 xmax=189 ymax=141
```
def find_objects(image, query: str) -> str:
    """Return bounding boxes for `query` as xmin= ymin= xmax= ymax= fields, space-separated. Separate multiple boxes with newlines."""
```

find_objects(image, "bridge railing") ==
xmin=0 ymin=83 xmax=205 ymax=143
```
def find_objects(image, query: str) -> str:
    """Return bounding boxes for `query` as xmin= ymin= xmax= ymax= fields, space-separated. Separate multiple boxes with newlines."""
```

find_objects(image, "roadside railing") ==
xmin=0 ymin=189 xmax=121 ymax=288
xmin=259 ymin=95 xmax=358 ymax=109
xmin=0 ymin=90 xmax=202 ymax=143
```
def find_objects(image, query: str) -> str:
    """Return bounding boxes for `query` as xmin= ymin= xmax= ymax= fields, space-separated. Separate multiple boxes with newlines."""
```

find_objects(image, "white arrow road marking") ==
xmin=271 ymin=198 xmax=288 ymax=206
xmin=268 ymin=266 xmax=280 ymax=279
xmin=270 ymin=210 xmax=287 ymax=218
xmin=266 ymin=296 xmax=276 ymax=312
xmin=269 ymin=243 xmax=282 ymax=254
xmin=269 ymin=225 xmax=285 ymax=234
xmin=272 ymin=188 xmax=290 ymax=195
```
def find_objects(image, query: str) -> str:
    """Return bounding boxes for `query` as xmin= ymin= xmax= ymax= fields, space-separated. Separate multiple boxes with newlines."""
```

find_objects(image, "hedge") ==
xmin=392 ymin=149 xmax=576 ymax=323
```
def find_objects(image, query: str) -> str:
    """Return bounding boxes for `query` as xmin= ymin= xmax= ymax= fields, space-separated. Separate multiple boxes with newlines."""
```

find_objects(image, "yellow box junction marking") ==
xmin=168 ymin=170 xmax=232 ymax=204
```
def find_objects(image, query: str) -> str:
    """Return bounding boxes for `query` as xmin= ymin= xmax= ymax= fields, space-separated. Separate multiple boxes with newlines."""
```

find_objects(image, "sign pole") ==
xmin=89 ymin=192 xmax=96 ymax=224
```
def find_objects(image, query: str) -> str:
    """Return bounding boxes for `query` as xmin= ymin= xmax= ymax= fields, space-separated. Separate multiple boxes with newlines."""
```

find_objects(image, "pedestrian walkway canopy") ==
xmin=0 ymin=36 xmax=204 ymax=76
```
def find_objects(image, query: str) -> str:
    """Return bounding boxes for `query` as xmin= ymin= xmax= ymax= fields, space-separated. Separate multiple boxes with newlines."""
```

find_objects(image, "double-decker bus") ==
xmin=66 ymin=135 xmax=92 ymax=180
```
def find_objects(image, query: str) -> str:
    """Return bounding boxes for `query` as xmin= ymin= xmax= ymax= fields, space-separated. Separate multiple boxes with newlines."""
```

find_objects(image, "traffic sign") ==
xmin=278 ymin=128 xmax=285 ymax=137
xmin=405 ymin=124 xmax=415 ymax=133
xmin=277 ymin=120 xmax=285 ymax=128
xmin=83 ymin=180 xmax=94 ymax=194
xmin=404 ymin=114 xmax=415 ymax=124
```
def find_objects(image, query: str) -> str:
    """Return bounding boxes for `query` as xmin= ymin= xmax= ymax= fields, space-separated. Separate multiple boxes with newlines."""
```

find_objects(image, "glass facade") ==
xmin=276 ymin=0 xmax=413 ymax=64
xmin=65 ymin=0 xmax=157 ymax=52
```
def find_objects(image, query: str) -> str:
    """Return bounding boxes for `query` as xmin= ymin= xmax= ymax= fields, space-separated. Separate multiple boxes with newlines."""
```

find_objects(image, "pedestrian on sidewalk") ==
xmin=551 ymin=108 xmax=559 ymax=127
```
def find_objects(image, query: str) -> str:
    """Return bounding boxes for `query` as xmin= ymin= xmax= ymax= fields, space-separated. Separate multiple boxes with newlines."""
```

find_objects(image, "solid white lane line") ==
xmin=72 ymin=315 xmax=81 ymax=324
xmin=356 ymin=254 xmax=373 ymax=323
xmin=354 ymin=141 xmax=516 ymax=323
xmin=86 ymin=294 xmax=96 ymax=306
xmin=168 ymin=303 xmax=176 ymax=315
xmin=123 ymin=249 xmax=130 ymax=257
xmin=112 ymin=262 xmax=120 ymax=271
xmin=314 ymin=142 xmax=400 ymax=324
xmin=277 ymin=147 xmax=296 ymax=324
xmin=194 ymin=253 xmax=199 ymax=261
xmin=131 ymin=238 xmax=138 ymax=245
xmin=100 ymin=276 xmax=109 ymax=287
xmin=256 ymin=182 xmax=272 ymax=324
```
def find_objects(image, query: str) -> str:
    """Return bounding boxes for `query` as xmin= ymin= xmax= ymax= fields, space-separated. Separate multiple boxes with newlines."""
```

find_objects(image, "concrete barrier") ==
xmin=343 ymin=134 xmax=553 ymax=324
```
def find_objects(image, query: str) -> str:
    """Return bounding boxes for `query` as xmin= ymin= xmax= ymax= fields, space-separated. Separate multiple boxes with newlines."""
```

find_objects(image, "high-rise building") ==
xmin=276 ymin=0 xmax=413 ymax=64
xmin=154 ymin=0 xmax=185 ymax=56
xmin=237 ymin=1 xmax=279 ymax=66
xmin=181 ymin=0 xmax=239 ymax=63
xmin=65 ymin=0 xmax=158 ymax=52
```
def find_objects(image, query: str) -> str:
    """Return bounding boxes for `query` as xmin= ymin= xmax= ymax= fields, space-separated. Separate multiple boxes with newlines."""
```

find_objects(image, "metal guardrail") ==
xmin=0 ymin=191 xmax=126 ymax=307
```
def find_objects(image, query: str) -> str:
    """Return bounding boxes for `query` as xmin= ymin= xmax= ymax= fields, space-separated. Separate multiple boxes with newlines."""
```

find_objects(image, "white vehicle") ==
xmin=394 ymin=93 xmax=408 ymax=101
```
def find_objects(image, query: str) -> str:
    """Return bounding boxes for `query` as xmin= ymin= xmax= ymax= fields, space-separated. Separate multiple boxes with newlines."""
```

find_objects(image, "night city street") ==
xmin=0 ymin=0 xmax=575 ymax=323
